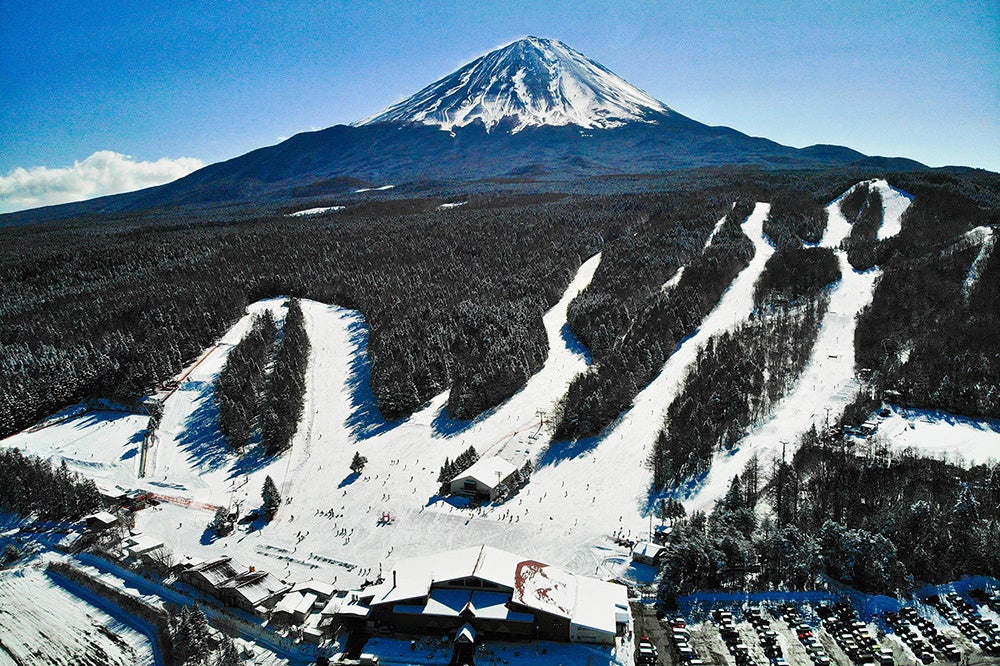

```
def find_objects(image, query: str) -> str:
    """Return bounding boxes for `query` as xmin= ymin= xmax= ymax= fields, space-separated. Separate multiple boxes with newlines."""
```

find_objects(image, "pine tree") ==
xmin=262 ymin=476 xmax=281 ymax=518
xmin=350 ymin=451 xmax=367 ymax=475
xmin=172 ymin=606 xmax=193 ymax=664
xmin=437 ymin=458 xmax=451 ymax=484
xmin=209 ymin=505 xmax=231 ymax=535
xmin=187 ymin=603 xmax=212 ymax=664
xmin=261 ymin=299 xmax=310 ymax=456
xmin=215 ymin=637 xmax=240 ymax=666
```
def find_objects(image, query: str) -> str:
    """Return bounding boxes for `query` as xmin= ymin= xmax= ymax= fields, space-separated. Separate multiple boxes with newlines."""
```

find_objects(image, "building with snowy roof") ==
xmin=123 ymin=533 xmax=165 ymax=567
xmin=272 ymin=590 xmax=319 ymax=625
xmin=363 ymin=545 xmax=629 ymax=645
xmin=292 ymin=579 xmax=336 ymax=603
xmin=179 ymin=556 xmax=242 ymax=594
xmin=83 ymin=511 xmax=119 ymax=530
xmin=449 ymin=457 xmax=518 ymax=501
xmin=218 ymin=569 xmax=292 ymax=616
xmin=631 ymin=541 xmax=666 ymax=566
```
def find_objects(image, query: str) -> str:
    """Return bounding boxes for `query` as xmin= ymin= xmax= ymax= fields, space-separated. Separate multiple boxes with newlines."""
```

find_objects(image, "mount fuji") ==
xmin=4 ymin=37 xmax=923 ymax=223
xmin=357 ymin=36 xmax=671 ymax=133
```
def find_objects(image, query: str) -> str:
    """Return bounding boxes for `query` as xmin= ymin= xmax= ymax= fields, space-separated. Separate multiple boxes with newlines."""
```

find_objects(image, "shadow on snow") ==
xmin=175 ymin=383 xmax=232 ymax=473
xmin=343 ymin=316 xmax=401 ymax=441
xmin=559 ymin=322 xmax=592 ymax=364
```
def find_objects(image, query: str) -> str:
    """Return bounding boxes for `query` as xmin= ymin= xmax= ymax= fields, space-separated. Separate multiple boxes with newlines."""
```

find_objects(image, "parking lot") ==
xmin=631 ymin=589 xmax=1000 ymax=666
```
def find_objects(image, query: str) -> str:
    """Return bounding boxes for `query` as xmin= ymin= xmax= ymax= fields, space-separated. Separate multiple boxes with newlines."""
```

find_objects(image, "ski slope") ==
xmin=3 ymin=208 xmax=782 ymax=584
xmin=682 ymin=180 xmax=914 ymax=514
xmin=0 ymin=566 xmax=154 ymax=666
xmin=516 ymin=203 xmax=774 ymax=568
xmin=129 ymin=253 xmax=610 ymax=586
xmin=9 ymin=183 xmax=993 ymax=604
xmin=0 ymin=410 xmax=148 ymax=483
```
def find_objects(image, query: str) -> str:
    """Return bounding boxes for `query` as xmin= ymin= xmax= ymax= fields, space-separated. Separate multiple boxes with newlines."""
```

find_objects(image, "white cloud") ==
xmin=0 ymin=151 xmax=205 ymax=214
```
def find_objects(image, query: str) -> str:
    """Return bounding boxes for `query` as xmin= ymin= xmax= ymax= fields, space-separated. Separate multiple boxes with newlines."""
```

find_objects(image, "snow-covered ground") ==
xmin=860 ymin=404 xmax=1000 ymax=466
xmin=0 ymin=565 xmax=154 ymax=665
xmin=353 ymin=185 xmax=394 ymax=193
xmin=287 ymin=206 xmax=344 ymax=217
xmin=681 ymin=181 xmax=913 ymax=514
xmin=0 ymin=410 xmax=148 ymax=482
xmin=1 ymin=206 xmax=785 ymax=584
xmin=6 ymin=182 xmax=993 ymax=624
xmin=437 ymin=201 xmax=467 ymax=210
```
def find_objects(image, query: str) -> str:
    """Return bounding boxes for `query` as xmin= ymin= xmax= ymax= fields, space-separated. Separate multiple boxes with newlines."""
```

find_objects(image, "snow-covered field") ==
xmin=0 ymin=565 xmax=154 ymax=666
xmin=0 ymin=410 xmax=148 ymax=482
xmin=861 ymin=404 xmax=1000 ymax=466
xmin=287 ymin=206 xmax=344 ymax=217
xmin=2 ymin=181 xmax=995 ymax=627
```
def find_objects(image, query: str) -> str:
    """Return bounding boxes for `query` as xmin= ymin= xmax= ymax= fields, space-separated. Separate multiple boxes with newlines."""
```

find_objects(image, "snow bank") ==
xmin=353 ymin=185 xmax=394 ymax=193
xmin=287 ymin=206 xmax=344 ymax=217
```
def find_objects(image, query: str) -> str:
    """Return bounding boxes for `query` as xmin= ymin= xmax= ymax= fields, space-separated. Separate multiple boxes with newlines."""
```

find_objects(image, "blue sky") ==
xmin=1 ymin=0 xmax=997 ymax=210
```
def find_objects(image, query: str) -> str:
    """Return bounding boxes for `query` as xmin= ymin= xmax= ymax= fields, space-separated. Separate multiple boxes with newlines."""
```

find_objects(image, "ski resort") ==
xmin=2 ymin=175 xmax=998 ymax=664
xmin=1 ymin=16 xmax=999 ymax=666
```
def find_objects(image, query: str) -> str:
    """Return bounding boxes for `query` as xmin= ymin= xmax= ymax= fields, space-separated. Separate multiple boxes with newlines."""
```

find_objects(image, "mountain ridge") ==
xmin=357 ymin=36 xmax=671 ymax=133
xmin=0 ymin=37 xmax=936 ymax=225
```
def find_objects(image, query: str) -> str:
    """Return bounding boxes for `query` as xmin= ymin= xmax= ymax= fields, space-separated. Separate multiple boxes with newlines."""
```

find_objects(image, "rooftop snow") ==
xmin=292 ymin=578 xmax=335 ymax=598
xmin=85 ymin=511 xmax=118 ymax=525
xmin=452 ymin=456 xmax=518 ymax=489
xmin=376 ymin=545 xmax=625 ymax=634
xmin=221 ymin=570 xmax=289 ymax=606
xmin=631 ymin=541 xmax=665 ymax=558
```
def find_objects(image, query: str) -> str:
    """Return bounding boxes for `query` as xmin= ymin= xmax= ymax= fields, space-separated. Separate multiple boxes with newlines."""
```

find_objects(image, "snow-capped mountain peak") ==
xmin=356 ymin=36 xmax=672 ymax=133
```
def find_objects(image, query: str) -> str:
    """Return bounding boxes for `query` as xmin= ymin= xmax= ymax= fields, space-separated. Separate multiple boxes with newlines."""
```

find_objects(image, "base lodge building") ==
xmin=360 ymin=545 xmax=630 ymax=645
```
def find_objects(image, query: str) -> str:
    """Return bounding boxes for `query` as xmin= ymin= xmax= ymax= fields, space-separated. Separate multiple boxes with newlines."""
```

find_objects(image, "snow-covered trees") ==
xmin=208 ymin=505 xmax=232 ymax=536
xmin=437 ymin=446 xmax=479 ymax=493
xmin=655 ymin=436 xmax=1000 ymax=601
xmin=856 ymin=177 xmax=1000 ymax=421
xmin=261 ymin=475 xmax=281 ymax=518
xmin=650 ymin=298 xmax=825 ymax=490
xmin=754 ymin=246 xmax=840 ymax=306
xmin=261 ymin=299 xmax=310 ymax=456
xmin=215 ymin=638 xmax=240 ymax=666
xmin=495 ymin=461 xmax=533 ymax=502
xmin=171 ymin=605 xmax=243 ymax=666
xmin=556 ymin=197 xmax=756 ymax=440
xmin=216 ymin=311 xmax=277 ymax=450
xmin=216 ymin=299 xmax=310 ymax=457
xmin=761 ymin=191 xmax=827 ymax=248
xmin=3 ymin=170 xmax=997 ymax=444
xmin=171 ymin=604 xmax=212 ymax=665
xmin=0 ymin=450 xmax=101 ymax=519
xmin=350 ymin=451 xmax=367 ymax=475
xmin=843 ymin=186 xmax=884 ymax=271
